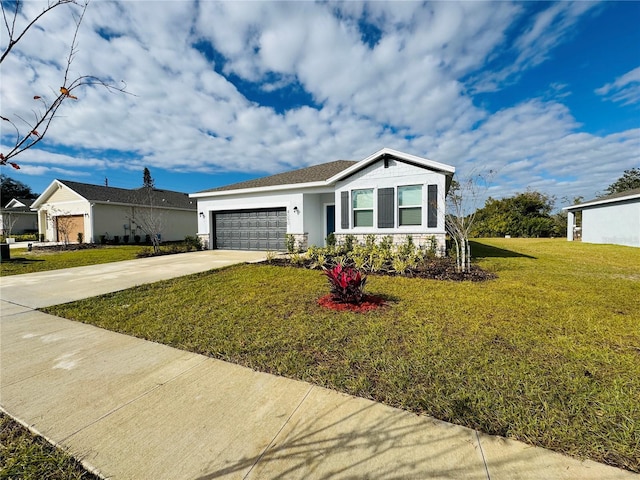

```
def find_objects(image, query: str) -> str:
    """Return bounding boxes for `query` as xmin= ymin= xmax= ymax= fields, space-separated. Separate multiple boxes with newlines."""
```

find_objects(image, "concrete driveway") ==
xmin=0 ymin=249 xmax=267 ymax=308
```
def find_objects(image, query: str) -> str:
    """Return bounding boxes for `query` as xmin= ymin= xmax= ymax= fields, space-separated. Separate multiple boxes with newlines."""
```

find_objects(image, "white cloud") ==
xmin=1 ymin=0 xmax=637 ymax=204
xmin=595 ymin=66 xmax=640 ymax=106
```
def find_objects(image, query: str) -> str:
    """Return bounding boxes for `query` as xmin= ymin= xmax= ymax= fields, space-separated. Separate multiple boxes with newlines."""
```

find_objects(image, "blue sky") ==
xmin=1 ymin=1 xmax=639 ymax=208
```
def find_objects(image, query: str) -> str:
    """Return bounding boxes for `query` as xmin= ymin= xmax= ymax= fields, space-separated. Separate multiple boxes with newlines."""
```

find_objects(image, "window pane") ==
xmin=353 ymin=189 xmax=373 ymax=208
xmin=399 ymin=207 xmax=422 ymax=226
xmin=398 ymin=185 xmax=422 ymax=206
xmin=354 ymin=210 xmax=373 ymax=227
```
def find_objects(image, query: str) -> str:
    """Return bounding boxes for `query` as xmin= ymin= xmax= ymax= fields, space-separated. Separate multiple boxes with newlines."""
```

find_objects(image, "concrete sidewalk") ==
xmin=1 ymin=252 xmax=635 ymax=479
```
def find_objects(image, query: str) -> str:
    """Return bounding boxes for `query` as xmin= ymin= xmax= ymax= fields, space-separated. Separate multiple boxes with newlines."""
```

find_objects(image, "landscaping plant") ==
xmin=324 ymin=263 xmax=367 ymax=304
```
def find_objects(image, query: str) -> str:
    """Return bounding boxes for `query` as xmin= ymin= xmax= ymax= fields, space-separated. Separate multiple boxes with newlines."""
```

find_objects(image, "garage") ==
xmin=214 ymin=208 xmax=287 ymax=251
xmin=56 ymin=215 xmax=84 ymax=243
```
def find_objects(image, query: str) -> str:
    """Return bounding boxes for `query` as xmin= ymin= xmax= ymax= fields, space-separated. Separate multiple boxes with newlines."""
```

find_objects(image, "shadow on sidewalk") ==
xmin=196 ymin=400 xmax=485 ymax=479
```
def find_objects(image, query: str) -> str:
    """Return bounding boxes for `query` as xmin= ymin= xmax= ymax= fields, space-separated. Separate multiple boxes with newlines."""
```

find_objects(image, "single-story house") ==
xmin=564 ymin=187 xmax=640 ymax=247
xmin=31 ymin=180 xmax=197 ymax=244
xmin=1 ymin=198 xmax=38 ymax=237
xmin=190 ymin=148 xmax=455 ymax=253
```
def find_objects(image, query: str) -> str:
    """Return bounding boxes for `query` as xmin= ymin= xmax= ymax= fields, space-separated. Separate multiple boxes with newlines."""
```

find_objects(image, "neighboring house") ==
xmin=0 ymin=198 xmax=38 ymax=237
xmin=31 ymin=180 xmax=197 ymax=243
xmin=564 ymin=187 xmax=640 ymax=247
xmin=191 ymin=148 xmax=455 ymax=252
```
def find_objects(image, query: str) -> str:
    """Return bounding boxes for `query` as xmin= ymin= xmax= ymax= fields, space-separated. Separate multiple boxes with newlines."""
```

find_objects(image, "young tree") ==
xmin=1 ymin=211 xmax=19 ymax=238
xmin=129 ymin=188 xmax=165 ymax=254
xmin=1 ymin=174 xmax=38 ymax=203
xmin=605 ymin=168 xmax=640 ymax=195
xmin=143 ymin=167 xmax=155 ymax=188
xmin=46 ymin=207 xmax=74 ymax=246
xmin=445 ymin=172 xmax=493 ymax=273
xmin=1 ymin=0 xmax=129 ymax=168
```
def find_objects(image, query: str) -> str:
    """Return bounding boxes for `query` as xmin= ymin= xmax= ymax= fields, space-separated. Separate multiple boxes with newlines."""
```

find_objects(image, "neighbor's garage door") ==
xmin=56 ymin=215 xmax=84 ymax=243
xmin=214 ymin=208 xmax=287 ymax=251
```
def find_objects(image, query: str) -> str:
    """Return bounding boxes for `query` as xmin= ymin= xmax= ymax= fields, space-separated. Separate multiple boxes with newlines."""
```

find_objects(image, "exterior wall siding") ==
xmin=581 ymin=200 xmax=640 ymax=247
xmin=335 ymin=158 xmax=448 ymax=237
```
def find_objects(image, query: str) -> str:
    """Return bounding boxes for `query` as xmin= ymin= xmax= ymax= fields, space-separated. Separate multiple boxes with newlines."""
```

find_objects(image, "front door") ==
xmin=326 ymin=204 xmax=335 ymax=239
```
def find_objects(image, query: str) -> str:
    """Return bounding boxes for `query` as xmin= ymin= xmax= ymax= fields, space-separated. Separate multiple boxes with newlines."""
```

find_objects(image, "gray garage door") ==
xmin=214 ymin=208 xmax=287 ymax=251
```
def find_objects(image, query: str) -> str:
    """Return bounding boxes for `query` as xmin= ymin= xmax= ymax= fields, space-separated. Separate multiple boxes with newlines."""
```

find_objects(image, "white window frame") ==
xmin=352 ymin=188 xmax=374 ymax=228
xmin=398 ymin=184 xmax=423 ymax=226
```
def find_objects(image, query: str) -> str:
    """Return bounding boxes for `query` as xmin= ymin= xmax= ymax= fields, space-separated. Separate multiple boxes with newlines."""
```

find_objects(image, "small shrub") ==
xmin=113 ymin=235 xmax=120 ymax=244
xmin=77 ymin=232 xmax=83 ymax=244
xmin=343 ymin=234 xmax=356 ymax=253
xmin=265 ymin=250 xmax=277 ymax=263
xmin=99 ymin=235 xmax=107 ymax=245
xmin=326 ymin=232 xmax=336 ymax=248
xmin=290 ymin=251 xmax=304 ymax=265
xmin=184 ymin=235 xmax=202 ymax=251
xmin=324 ymin=263 xmax=367 ymax=304
xmin=145 ymin=234 xmax=151 ymax=244
xmin=123 ymin=235 xmax=130 ymax=244
xmin=134 ymin=235 xmax=141 ymax=244
xmin=286 ymin=234 xmax=296 ymax=254
xmin=39 ymin=233 xmax=45 ymax=242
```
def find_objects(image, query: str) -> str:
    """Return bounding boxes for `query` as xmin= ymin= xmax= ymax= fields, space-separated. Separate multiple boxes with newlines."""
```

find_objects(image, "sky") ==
xmin=1 ymin=0 xmax=639 ymax=209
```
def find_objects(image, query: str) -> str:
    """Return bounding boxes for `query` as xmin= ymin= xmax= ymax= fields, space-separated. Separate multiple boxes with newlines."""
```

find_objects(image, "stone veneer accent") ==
xmin=197 ymin=234 xmax=209 ymax=250
xmin=333 ymin=233 xmax=446 ymax=257
xmin=289 ymin=233 xmax=308 ymax=252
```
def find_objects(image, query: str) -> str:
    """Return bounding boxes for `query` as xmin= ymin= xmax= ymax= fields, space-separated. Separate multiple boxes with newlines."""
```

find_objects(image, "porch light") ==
xmin=199 ymin=212 xmax=205 ymax=218
xmin=293 ymin=206 xmax=299 ymax=214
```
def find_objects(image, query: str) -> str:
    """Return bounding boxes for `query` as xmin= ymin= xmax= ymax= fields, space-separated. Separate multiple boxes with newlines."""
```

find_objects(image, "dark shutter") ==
xmin=341 ymin=191 xmax=349 ymax=229
xmin=427 ymin=184 xmax=438 ymax=228
xmin=377 ymin=187 xmax=394 ymax=228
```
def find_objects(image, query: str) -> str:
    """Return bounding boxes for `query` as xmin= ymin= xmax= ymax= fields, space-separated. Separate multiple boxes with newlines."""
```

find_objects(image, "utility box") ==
xmin=0 ymin=243 xmax=10 ymax=261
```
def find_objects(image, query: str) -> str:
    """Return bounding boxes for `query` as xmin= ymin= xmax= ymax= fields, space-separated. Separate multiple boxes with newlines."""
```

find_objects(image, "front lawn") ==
xmin=0 ymin=246 xmax=143 ymax=276
xmin=43 ymin=239 xmax=640 ymax=472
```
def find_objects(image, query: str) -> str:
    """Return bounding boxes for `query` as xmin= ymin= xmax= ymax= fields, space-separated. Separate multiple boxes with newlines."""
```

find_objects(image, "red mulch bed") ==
xmin=317 ymin=294 xmax=387 ymax=312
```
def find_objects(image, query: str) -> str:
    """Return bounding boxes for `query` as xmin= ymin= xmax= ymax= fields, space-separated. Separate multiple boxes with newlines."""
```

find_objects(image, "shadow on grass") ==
xmin=1 ymin=257 xmax=45 ymax=264
xmin=470 ymin=241 xmax=536 ymax=259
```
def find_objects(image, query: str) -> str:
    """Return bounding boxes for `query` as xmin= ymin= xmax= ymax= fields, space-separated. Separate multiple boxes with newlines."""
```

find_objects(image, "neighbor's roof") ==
xmin=564 ymin=187 xmax=640 ymax=211
xmin=33 ymin=180 xmax=196 ymax=210
xmin=3 ymin=197 xmax=35 ymax=209
xmin=197 ymin=160 xmax=357 ymax=194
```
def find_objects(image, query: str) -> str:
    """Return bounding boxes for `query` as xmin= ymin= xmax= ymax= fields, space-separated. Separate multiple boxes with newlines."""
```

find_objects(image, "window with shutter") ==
xmin=398 ymin=185 xmax=422 ymax=226
xmin=352 ymin=189 xmax=374 ymax=227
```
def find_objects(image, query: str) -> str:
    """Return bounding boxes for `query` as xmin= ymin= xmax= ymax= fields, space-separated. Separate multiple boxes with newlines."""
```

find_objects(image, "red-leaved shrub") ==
xmin=324 ymin=263 xmax=367 ymax=304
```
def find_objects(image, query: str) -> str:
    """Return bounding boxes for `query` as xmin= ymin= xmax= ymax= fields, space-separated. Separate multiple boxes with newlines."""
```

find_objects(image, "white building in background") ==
xmin=564 ymin=188 xmax=640 ymax=248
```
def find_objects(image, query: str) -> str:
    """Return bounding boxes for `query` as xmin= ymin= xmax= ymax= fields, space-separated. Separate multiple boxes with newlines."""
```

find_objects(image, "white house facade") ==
xmin=564 ymin=188 xmax=640 ymax=248
xmin=191 ymin=148 xmax=455 ymax=253
xmin=31 ymin=180 xmax=197 ymax=244
xmin=0 ymin=198 xmax=37 ymax=237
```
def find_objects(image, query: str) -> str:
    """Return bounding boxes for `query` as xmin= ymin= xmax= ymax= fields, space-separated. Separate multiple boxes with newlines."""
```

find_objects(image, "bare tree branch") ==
xmin=1 ymin=0 xmax=79 ymax=64
xmin=0 ymin=0 xmax=132 ymax=168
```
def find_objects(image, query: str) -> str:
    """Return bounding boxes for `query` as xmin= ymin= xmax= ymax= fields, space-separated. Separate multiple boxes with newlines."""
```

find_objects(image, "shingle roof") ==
xmin=582 ymin=187 xmax=640 ymax=205
xmin=565 ymin=187 xmax=640 ymax=210
xmin=197 ymin=160 xmax=357 ymax=193
xmin=58 ymin=180 xmax=196 ymax=210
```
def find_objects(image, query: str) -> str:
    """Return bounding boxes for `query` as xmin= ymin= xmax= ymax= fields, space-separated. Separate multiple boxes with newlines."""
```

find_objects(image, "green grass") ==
xmin=43 ymin=239 xmax=640 ymax=472
xmin=0 ymin=413 xmax=99 ymax=479
xmin=0 ymin=246 xmax=143 ymax=276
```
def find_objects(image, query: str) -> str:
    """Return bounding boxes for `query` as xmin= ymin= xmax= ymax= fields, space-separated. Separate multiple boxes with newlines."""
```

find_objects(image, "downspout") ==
xmin=90 ymin=203 xmax=95 ymax=243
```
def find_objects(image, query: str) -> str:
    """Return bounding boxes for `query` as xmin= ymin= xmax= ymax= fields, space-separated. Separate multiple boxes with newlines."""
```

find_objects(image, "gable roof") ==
xmin=3 ymin=198 xmax=35 ymax=209
xmin=32 ymin=180 xmax=196 ymax=210
xmin=197 ymin=160 xmax=357 ymax=193
xmin=564 ymin=187 xmax=640 ymax=211
xmin=191 ymin=148 xmax=455 ymax=198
